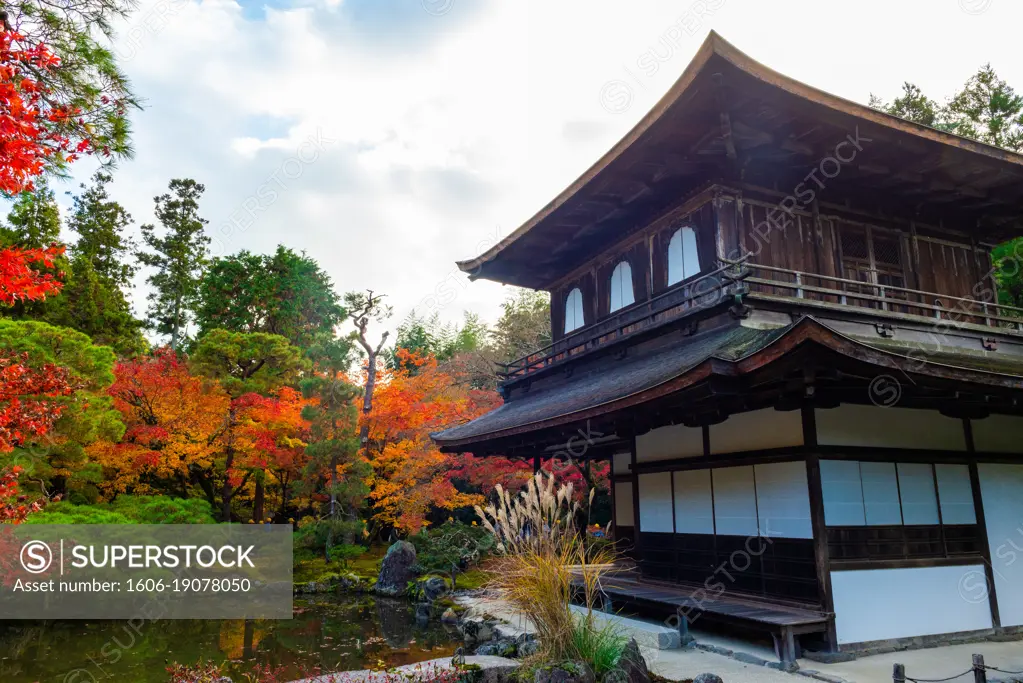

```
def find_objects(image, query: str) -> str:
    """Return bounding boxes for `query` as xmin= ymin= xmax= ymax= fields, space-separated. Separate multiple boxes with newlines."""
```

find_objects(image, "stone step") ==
xmin=569 ymin=604 xmax=681 ymax=650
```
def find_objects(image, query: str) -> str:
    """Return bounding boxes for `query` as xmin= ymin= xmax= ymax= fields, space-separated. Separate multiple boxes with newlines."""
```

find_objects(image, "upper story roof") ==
xmin=458 ymin=32 xmax=1023 ymax=290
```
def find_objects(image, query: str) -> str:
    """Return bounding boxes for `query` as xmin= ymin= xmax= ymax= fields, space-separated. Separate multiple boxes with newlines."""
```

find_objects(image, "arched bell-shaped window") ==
xmin=564 ymin=287 xmax=585 ymax=334
xmin=667 ymin=226 xmax=700 ymax=286
xmin=609 ymin=261 xmax=635 ymax=313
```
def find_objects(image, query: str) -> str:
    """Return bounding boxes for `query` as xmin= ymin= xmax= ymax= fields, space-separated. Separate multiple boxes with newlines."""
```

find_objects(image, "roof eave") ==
xmin=457 ymin=30 xmax=1023 ymax=283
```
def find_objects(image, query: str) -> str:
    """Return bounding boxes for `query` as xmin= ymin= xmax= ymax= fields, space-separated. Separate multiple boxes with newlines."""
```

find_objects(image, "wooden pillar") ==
xmin=803 ymin=403 xmax=839 ymax=652
xmin=630 ymin=436 xmax=641 ymax=556
xmin=966 ymin=418 xmax=1001 ymax=630
xmin=533 ymin=454 xmax=542 ymax=475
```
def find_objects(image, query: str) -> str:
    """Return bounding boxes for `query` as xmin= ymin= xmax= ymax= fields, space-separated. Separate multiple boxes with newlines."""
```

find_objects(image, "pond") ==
xmin=0 ymin=596 xmax=461 ymax=683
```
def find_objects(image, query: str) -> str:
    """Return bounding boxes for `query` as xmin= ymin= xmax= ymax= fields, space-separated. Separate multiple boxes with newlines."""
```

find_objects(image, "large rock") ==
xmin=517 ymin=639 xmax=540 ymax=658
xmin=421 ymin=576 xmax=449 ymax=602
xmin=533 ymin=661 xmax=593 ymax=683
xmin=693 ymin=675 xmax=723 ymax=683
xmin=376 ymin=540 xmax=417 ymax=596
xmin=460 ymin=616 xmax=495 ymax=643
xmin=612 ymin=639 xmax=650 ymax=683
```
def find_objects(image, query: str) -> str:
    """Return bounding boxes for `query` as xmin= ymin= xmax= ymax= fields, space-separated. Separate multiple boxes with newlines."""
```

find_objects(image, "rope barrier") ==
xmin=984 ymin=664 xmax=1023 ymax=675
xmin=904 ymin=671 xmax=973 ymax=683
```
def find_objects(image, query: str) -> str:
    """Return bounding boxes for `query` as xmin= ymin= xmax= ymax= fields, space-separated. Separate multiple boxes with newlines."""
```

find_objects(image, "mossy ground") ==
xmin=455 ymin=568 xmax=491 ymax=590
xmin=293 ymin=545 xmax=388 ymax=584
xmin=293 ymin=545 xmax=492 ymax=592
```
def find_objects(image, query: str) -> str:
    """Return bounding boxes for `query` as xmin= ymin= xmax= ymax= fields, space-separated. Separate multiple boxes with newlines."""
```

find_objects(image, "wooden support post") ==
xmin=973 ymin=654 xmax=987 ymax=683
xmin=773 ymin=626 xmax=797 ymax=667
xmin=893 ymin=663 xmax=905 ymax=683
xmin=533 ymin=454 xmax=541 ymax=475
xmin=966 ymin=420 xmax=1001 ymax=630
xmin=630 ymin=437 xmax=641 ymax=557
xmin=677 ymin=608 xmax=694 ymax=645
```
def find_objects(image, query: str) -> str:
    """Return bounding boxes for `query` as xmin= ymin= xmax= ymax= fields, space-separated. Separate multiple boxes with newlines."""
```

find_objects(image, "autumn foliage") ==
xmin=0 ymin=244 xmax=65 ymax=305
xmin=362 ymin=349 xmax=503 ymax=533
xmin=234 ymin=387 xmax=312 ymax=518
xmin=90 ymin=349 xmax=230 ymax=495
xmin=0 ymin=351 xmax=75 ymax=452
xmin=0 ymin=465 xmax=46 ymax=523
xmin=0 ymin=30 xmax=103 ymax=195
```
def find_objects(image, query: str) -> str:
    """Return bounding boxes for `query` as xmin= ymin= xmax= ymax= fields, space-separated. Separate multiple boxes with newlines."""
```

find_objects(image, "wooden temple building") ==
xmin=431 ymin=32 xmax=1023 ymax=662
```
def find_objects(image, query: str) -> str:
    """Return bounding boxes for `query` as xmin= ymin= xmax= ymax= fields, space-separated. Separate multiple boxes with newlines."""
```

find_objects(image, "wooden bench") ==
xmin=591 ymin=573 xmax=832 ymax=665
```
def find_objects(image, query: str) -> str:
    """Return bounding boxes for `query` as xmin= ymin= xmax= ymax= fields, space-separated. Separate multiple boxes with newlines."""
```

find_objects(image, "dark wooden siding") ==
xmin=737 ymin=198 xmax=994 ymax=314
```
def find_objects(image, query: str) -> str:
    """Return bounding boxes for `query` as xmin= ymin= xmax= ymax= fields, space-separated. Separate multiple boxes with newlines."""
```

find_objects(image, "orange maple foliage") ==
xmin=233 ymin=387 xmax=312 ymax=519
xmin=90 ymin=349 xmax=230 ymax=496
xmin=362 ymin=349 xmax=502 ymax=533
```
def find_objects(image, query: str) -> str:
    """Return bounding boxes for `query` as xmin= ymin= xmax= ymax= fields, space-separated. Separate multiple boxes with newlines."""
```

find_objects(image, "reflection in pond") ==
xmin=0 ymin=596 xmax=460 ymax=683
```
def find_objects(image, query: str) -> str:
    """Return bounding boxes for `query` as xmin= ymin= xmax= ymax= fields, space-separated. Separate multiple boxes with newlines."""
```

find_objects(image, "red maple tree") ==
xmin=0 ymin=465 xmax=45 ymax=523
xmin=0 ymin=244 xmax=64 ymax=305
xmin=234 ymin=387 xmax=312 ymax=521
xmin=0 ymin=352 xmax=74 ymax=453
xmin=0 ymin=29 xmax=102 ymax=195
xmin=90 ymin=349 xmax=230 ymax=496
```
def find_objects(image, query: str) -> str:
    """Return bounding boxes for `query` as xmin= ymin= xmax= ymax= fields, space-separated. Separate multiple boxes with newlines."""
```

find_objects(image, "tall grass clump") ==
xmin=475 ymin=473 xmax=626 ymax=677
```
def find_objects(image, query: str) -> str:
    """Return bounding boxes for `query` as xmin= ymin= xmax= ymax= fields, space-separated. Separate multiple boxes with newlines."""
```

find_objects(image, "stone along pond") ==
xmin=0 ymin=595 xmax=462 ymax=682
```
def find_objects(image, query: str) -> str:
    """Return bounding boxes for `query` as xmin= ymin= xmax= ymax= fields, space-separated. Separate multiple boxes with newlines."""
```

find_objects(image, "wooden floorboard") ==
xmin=586 ymin=573 xmax=832 ymax=629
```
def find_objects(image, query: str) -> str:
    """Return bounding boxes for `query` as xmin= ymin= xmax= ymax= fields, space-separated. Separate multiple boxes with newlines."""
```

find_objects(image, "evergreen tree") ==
xmin=138 ymin=179 xmax=211 ymax=350
xmin=44 ymin=172 xmax=145 ymax=355
xmin=67 ymin=172 xmax=137 ymax=288
xmin=0 ymin=185 xmax=66 ymax=320
xmin=870 ymin=66 xmax=1023 ymax=310
xmin=870 ymin=65 xmax=1022 ymax=151
xmin=195 ymin=246 xmax=345 ymax=349
xmin=0 ymin=184 xmax=62 ymax=249
xmin=300 ymin=337 xmax=369 ymax=528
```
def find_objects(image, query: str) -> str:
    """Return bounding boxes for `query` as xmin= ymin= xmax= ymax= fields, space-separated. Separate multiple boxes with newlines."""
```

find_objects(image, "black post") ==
xmin=533 ymin=454 xmax=541 ymax=475
xmin=893 ymin=663 xmax=905 ymax=683
xmin=973 ymin=654 xmax=986 ymax=683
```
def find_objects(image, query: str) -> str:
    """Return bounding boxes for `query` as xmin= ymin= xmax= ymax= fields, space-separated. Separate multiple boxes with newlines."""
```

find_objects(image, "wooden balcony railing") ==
xmin=497 ymin=257 xmax=751 ymax=381
xmin=745 ymin=263 xmax=1023 ymax=330
xmin=497 ymin=257 xmax=1023 ymax=384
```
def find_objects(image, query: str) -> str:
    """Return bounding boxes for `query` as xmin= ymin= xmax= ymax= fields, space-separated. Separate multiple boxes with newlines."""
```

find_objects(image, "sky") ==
xmin=43 ymin=0 xmax=1023 ymax=343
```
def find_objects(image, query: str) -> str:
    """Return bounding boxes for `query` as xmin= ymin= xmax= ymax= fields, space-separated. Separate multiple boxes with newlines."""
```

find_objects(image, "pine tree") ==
xmin=0 ymin=183 xmax=62 ymax=249
xmin=44 ymin=172 xmax=145 ymax=355
xmin=139 ymin=179 xmax=211 ymax=351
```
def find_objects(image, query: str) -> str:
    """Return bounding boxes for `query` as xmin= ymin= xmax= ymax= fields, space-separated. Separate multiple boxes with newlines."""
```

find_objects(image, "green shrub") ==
xmin=109 ymin=496 xmax=216 ymax=524
xmin=327 ymin=543 xmax=367 ymax=571
xmin=26 ymin=496 xmax=216 ymax=525
xmin=26 ymin=502 xmax=134 ymax=525
xmin=409 ymin=520 xmax=495 ymax=588
xmin=295 ymin=517 xmax=365 ymax=554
